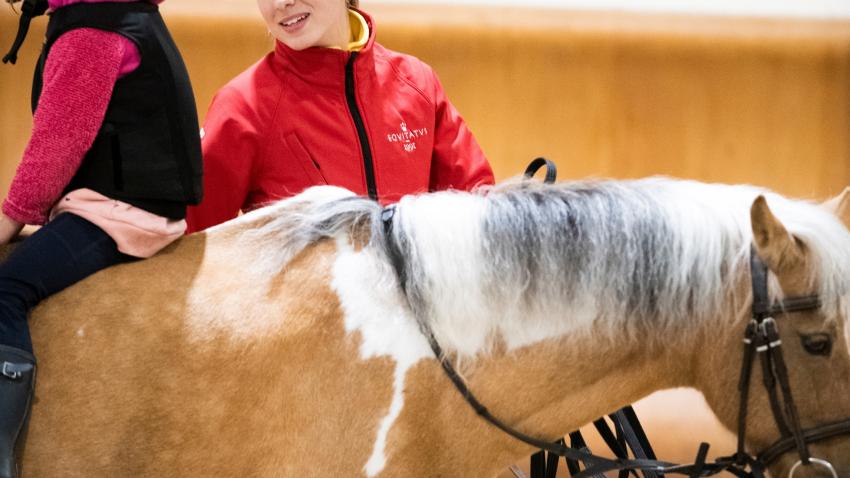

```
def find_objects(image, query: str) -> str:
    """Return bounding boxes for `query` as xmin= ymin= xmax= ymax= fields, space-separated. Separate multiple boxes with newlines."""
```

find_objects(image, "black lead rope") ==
xmin=3 ymin=0 xmax=49 ymax=65
xmin=622 ymin=407 xmax=659 ymax=461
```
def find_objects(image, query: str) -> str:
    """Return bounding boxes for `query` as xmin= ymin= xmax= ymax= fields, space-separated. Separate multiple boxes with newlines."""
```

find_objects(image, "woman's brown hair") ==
xmin=347 ymin=0 xmax=359 ymax=8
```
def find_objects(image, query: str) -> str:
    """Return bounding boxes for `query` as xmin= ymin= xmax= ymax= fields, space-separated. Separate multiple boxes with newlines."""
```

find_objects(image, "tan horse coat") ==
xmin=25 ymin=233 xmax=677 ymax=476
xmin=15 ymin=185 xmax=850 ymax=477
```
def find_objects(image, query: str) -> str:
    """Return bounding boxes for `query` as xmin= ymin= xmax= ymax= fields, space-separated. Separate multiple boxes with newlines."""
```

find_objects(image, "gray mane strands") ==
xmin=252 ymin=179 xmax=850 ymax=354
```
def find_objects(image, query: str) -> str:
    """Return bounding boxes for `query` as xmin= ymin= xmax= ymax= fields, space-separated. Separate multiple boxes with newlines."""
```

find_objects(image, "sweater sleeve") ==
xmin=185 ymin=86 xmax=258 ymax=233
xmin=427 ymin=68 xmax=494 ymax=192
xmin=2 ymin=28 xmax=127 ymax=225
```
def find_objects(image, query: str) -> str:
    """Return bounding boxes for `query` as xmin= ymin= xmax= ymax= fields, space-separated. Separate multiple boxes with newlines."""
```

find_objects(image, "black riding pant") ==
xmin=0 ymin=213 xmax=133 ymax=353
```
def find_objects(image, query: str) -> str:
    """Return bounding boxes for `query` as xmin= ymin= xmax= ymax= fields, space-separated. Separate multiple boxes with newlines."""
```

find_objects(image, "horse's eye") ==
xmin=800 ymin=333 xmax=832 ymax=356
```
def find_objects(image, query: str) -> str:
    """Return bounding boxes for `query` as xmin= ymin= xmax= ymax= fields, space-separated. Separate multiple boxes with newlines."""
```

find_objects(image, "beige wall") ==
xmin=372 ymin=6 xmax=850 ymax=200
xmin=1 ymin=1 xmax=845 ymax=466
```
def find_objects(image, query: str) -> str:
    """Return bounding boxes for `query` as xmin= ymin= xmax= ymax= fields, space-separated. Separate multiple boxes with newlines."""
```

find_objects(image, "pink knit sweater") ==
xmin=3 ymin=0 xmax=185 ymax=257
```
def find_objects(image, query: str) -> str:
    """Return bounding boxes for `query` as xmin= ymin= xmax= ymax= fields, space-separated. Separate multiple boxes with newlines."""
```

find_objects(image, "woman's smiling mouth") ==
xmin=280 ymin=13 xmax=310 ymax=32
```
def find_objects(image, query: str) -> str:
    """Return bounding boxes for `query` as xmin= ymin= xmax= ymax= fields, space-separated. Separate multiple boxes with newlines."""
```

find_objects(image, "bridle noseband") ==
xmin=380 ymin=199 xmax=850 ymax=477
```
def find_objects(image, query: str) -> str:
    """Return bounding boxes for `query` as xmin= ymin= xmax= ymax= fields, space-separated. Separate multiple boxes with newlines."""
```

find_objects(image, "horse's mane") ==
xmin=239 ymin=178 xmax=850 ymax=357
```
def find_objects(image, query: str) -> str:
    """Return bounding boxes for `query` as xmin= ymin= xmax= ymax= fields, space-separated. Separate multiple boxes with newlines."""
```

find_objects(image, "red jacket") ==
xmin=186 ymin=10 xmax=494 ymax=232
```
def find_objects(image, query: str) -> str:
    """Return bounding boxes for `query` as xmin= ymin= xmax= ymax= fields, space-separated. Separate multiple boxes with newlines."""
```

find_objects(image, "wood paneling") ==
xmin=368 ymin=6 xmax=850 ymax=199
xmin=1 ymin=4 xmax=848 ymax=198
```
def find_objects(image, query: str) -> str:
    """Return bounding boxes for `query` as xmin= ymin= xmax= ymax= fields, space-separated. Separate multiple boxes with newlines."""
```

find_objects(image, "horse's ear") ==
xmin=822 ymin=187 xmax=850 ymax=230
xmin=751 ymin=195 xmax=804 ymax=272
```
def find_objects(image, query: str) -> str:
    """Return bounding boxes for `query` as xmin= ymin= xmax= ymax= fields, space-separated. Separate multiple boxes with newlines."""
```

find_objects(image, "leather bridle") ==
xmin=380 ymin=196 xmax=850 ymax=477
xmin=739 ymin=248 xmax=849 ymax=477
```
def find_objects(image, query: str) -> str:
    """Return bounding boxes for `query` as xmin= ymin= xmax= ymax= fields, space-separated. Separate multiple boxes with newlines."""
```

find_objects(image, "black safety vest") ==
xmin=33 ymin=2 xmax=202 ymax=219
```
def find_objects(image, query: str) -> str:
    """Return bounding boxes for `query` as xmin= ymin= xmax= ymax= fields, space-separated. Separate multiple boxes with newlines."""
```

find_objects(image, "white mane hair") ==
xmin=247 ymin=178 xmax=850 ymax=358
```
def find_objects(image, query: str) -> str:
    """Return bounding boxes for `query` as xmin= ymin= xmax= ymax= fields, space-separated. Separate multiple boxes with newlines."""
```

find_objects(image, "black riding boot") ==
xmin=0 ymin=346 xmax=36 ymax=478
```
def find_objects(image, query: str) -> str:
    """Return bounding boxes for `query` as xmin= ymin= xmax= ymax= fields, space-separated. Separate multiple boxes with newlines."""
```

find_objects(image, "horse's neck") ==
xmin=691 ymin=283 xmax=752 ymax=434
xmin=392 ymin=319 xmax=698 ymax=476
xmin=473 ymin=327 xmax=693 ymax=425
xmin=332 ymin=237 xmax=719 ymax=475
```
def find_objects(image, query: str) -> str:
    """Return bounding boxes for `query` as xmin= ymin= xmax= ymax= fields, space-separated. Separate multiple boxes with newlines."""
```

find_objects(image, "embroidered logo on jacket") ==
xmin=387 ymin=122 xmax=429 ymax=153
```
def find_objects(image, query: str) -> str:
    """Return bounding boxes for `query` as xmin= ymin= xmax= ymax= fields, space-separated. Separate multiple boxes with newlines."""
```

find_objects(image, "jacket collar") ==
xmin=272 ymin=8 xmax=376 ymax=89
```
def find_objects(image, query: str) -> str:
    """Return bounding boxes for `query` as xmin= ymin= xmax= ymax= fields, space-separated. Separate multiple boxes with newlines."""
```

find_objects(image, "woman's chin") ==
xmin=277 ymin=36 xmax=318 ymax=51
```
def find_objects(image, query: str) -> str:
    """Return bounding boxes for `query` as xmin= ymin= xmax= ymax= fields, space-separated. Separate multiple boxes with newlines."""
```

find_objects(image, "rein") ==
xmin=378 ymin=170 xmax=850 ymax=477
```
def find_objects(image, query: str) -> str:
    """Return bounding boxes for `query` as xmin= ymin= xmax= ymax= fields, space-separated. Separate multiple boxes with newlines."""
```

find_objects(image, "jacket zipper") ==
xmin=345 ymin=52 xmax=378 ymax=201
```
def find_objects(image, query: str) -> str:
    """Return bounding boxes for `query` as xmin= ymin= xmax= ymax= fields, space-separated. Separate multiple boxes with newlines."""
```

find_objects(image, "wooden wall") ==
xmin=1 ymin=3 xmax=849 ymax=199
xmin=401 ymin=9 xmax=850 ymax=200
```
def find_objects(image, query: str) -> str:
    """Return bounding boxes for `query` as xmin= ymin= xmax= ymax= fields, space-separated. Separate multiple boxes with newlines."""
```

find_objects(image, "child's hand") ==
xmin=0 ymin=213 xmax=24 ymax=246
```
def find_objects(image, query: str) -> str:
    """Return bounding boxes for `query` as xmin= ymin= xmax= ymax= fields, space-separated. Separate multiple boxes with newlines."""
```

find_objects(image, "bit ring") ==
xmin=788 ymin=458 xmax=837 ymax=478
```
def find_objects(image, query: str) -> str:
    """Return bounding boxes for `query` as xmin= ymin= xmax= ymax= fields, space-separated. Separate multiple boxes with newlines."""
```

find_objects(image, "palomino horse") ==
xmin=17 ymin=178 xmax=850 ymax=477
